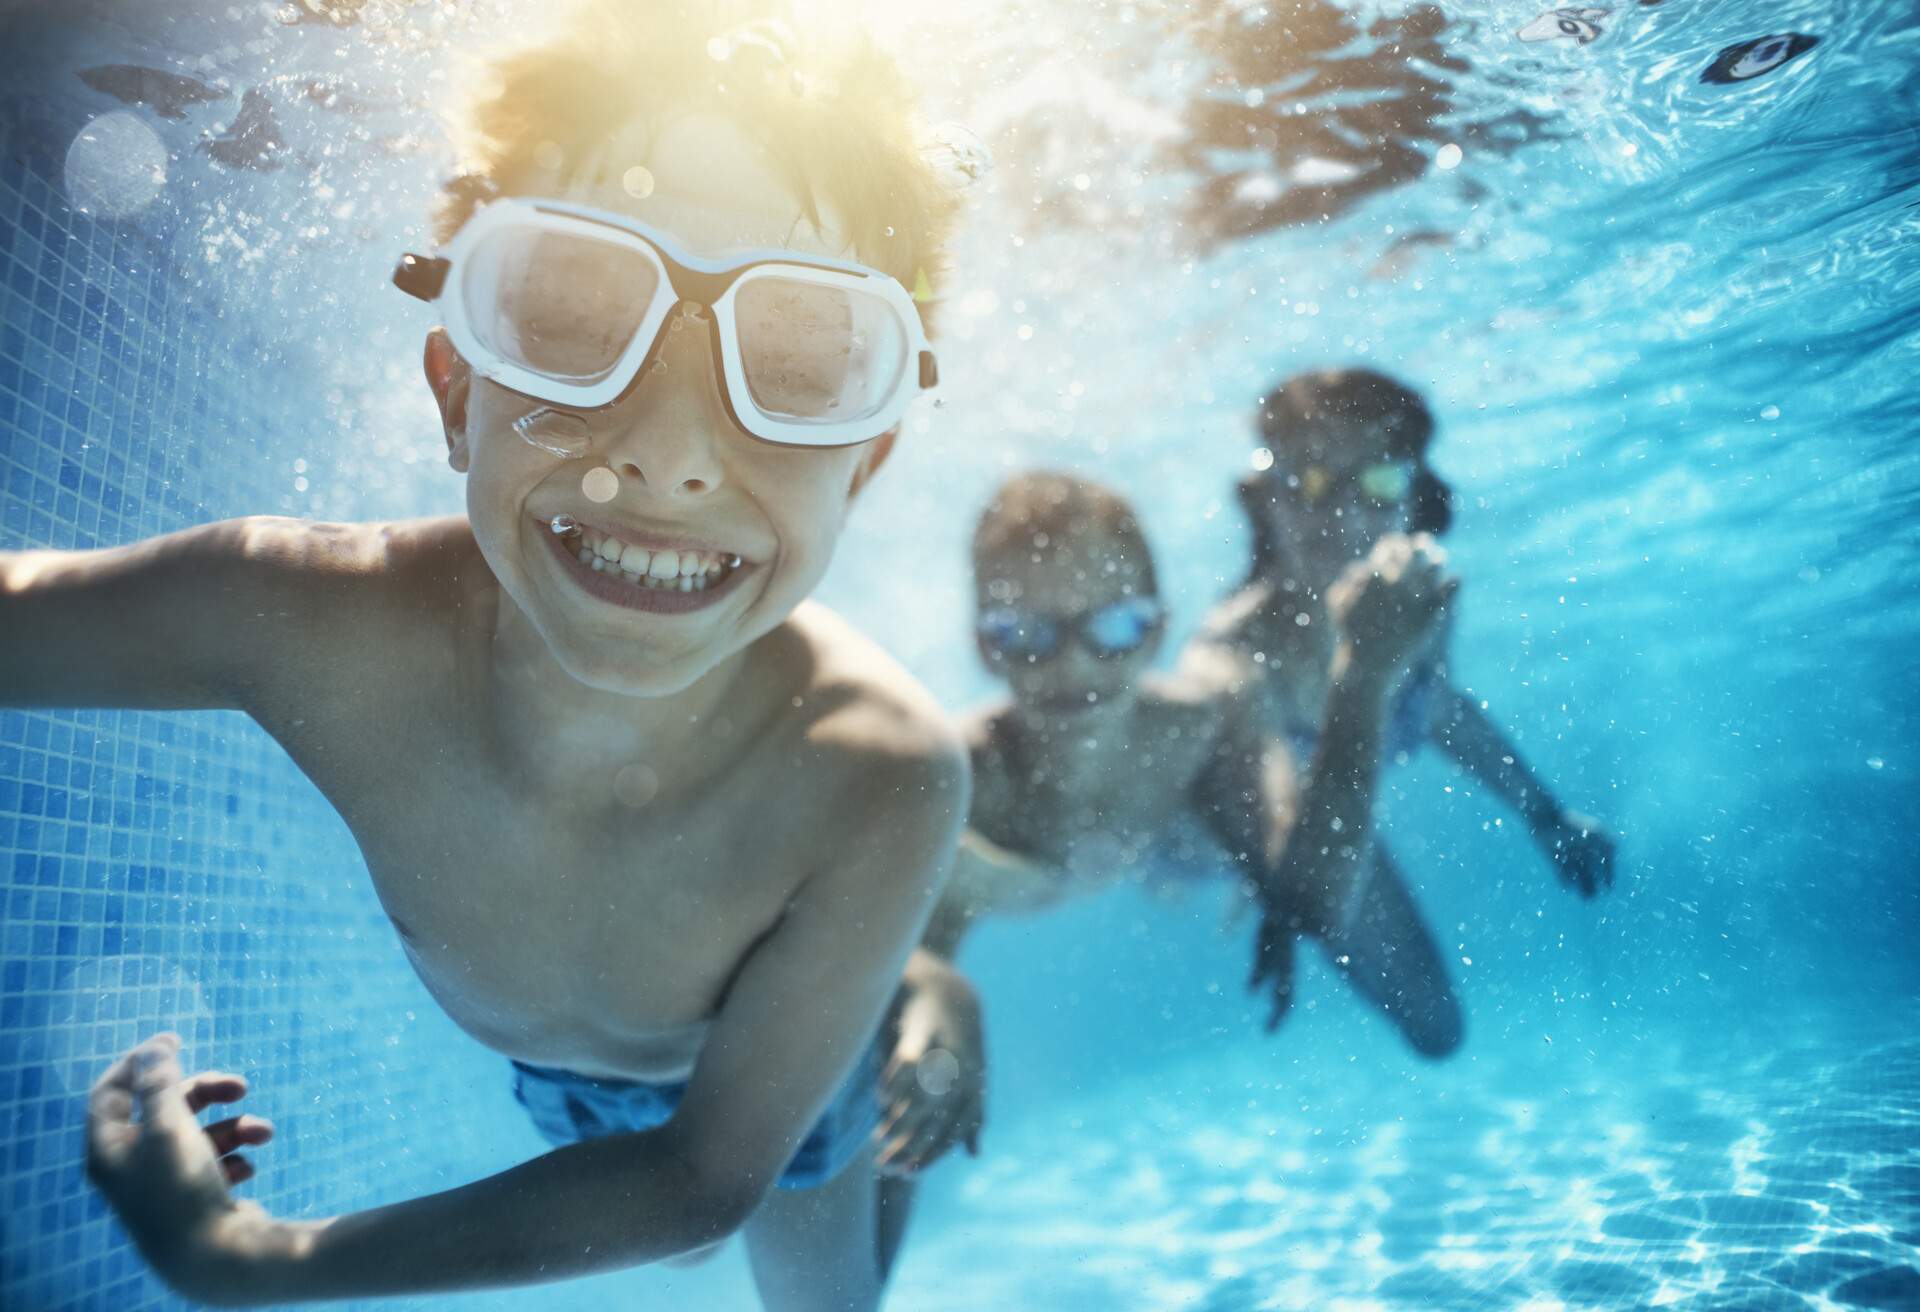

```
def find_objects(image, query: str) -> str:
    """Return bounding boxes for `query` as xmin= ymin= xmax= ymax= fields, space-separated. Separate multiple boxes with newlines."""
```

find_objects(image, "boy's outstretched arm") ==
xmin=0 ymin=517 xmax=384 ymax=712
xmin=86 ymin=739 xmax=967 ymax=1305
xmin=875 ymin=945 xmax=985 ymax=1176
xmin=1428 ymin=686 xmax=1616 ymax=897
xmin=869 ymin=826 xmax=1046 ymax=1176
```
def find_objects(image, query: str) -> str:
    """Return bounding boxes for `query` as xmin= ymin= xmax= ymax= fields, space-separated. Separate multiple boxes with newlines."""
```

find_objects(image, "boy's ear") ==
xmin=848 ymin=430 xmax=898 ymax=499
xmin=424 ymin=328 xmax=473 ymax=472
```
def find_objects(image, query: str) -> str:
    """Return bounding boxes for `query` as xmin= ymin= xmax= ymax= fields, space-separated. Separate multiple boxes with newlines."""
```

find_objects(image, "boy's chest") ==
xmin=983 ymin=711 xmax=1217 ymax=873
xmin=294 ymin=724 xmax=814 ymax=1072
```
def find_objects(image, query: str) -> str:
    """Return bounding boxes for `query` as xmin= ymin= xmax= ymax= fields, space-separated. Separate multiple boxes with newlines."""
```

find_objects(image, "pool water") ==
xmin=2 ymin=1 xmax=1916 ymax=1308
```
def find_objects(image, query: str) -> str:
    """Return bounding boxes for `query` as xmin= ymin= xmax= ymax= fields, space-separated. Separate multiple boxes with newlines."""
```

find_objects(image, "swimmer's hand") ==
xmin=876 ymin=960 xmax=985 ymax=1176
xmin=1247 ymin=894 xmax=1300 ymax=1033
xmin=1542 ymin=809 xmax=1617 ymax=899
xmin=86 ymin=1032 xmax=283 ymax=1305
xmin=1329 ymin=533 xmax=1459 ymax=689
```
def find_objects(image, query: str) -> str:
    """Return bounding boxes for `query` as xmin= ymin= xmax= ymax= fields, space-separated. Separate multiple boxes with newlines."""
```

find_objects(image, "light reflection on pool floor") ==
xmin=895 ymin=1030 xmax=1920 ymax=1310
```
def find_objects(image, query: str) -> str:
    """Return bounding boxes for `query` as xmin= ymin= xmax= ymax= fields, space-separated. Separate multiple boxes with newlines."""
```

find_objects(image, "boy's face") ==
xmin=975 ymin=532 xmax=1161 ymax=717
xmin=1266 ymin=421 xmax=1415 ymax=578
xmin=430 ymin=112 xmax=894 ymax=696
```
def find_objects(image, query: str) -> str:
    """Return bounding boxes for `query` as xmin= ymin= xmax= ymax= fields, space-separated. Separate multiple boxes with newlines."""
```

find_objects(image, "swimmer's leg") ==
xmin=743 ymin=1139 xmax=883 ymax=1312
xmin=1323 ymin=846 xmax=1464 ymax=1058
xmin=874 ymin=1173 xmax=918 ymax=1285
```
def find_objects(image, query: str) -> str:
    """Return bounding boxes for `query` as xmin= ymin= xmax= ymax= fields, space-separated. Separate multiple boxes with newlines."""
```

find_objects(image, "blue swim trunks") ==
xmin=511 ymin=1036 xmax=884 ymax=1191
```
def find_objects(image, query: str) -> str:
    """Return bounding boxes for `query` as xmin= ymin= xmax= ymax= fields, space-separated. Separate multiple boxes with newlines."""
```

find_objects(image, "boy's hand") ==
xmin=1328 ymin=534 xmax=1459 ymax=690
xmin=875 ymin=969 xmax=986 ymax=1176
xmin=1247 ymin=890 xmax=1300 ymax=1034
xmin=86 ymin=1033 xmax=279 ymax=1305
xmin=1542 ymin=809 xmax=1617 ymax=898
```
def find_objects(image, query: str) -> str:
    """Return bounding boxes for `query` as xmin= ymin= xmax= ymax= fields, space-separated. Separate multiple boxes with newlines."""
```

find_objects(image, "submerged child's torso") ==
xmin=250 ymin=518 xmax=916 ymax=1083
xmin=951 ymin=679 xmax=1233 ymax=921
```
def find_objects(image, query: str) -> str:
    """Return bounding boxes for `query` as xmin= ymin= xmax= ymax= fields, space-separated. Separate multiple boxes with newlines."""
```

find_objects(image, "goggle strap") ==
xmin=919 ymin=351 xmax=939 ymax=389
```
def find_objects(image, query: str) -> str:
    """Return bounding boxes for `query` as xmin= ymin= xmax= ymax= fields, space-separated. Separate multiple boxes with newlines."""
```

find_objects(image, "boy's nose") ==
xmin=597 ymin=312 xmax=728 ymax=498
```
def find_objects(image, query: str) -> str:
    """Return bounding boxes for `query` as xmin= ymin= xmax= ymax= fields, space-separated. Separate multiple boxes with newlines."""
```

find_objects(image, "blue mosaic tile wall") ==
xmin=0 ymin=109 xmax=535 ymax=1312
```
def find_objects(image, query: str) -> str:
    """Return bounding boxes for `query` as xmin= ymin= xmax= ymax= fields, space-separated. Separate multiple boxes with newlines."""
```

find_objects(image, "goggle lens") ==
xmin=1357 ymin=461 xmax=1413 ymax=502
xmin=978 ymin=608 xmax=1061 ymax=661
xmin=464 ymin=224 xmax=661 ymax=385
xmin=977 ymin=599 xmax=1161 ymax=663
xmin=735 ymin=274 xmax=908 ymax=426
xmin=1082 ymin=597 xmax=1162 ymax=656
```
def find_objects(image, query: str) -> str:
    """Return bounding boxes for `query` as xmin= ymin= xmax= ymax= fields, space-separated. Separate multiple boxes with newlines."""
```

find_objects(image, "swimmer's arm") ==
xmin=1431 ymin=685 xmax=1616 ymax=895
xmin=164 ymin=743 xmax=969 ymax=1303
xmin=0 ymin=517 xmax=369 ymax=712
xmin=1429 ymin=685 xmax=1566 ymax=833
xmin=1193 ymin=654 xmax=1394 ymax=936
xmin=919 ymin=829 xmax=1057 ymax=957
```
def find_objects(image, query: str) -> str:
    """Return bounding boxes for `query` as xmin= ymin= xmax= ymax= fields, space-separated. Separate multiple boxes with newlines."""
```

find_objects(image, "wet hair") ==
xmin=972 ymin=471 xmax=1159 ymax=599
xmin=1244 ymin=368 xmax=1454 ymax=580
xmin=433 ymin=2 xmax=957 ymax=319
xmin=1257 ymin=367 xmax=1435 ymax=461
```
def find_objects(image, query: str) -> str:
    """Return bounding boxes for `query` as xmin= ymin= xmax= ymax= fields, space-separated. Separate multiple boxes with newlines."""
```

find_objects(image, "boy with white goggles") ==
xmin=10 ymin=5 xmax=975 ymax=1309
xmin=393 ymin=196 xmax=939 ymax=447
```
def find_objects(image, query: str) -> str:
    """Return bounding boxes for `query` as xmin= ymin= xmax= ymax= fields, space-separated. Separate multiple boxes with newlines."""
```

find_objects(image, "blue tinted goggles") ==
xmin=977 ymin=597 xmax=1164 ymax=663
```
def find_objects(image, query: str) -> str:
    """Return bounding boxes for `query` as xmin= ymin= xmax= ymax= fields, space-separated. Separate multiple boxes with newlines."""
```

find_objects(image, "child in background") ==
xmin=3 ymin=7 xmax=968 ymax=1307
xmin=871 ymin=470 xmax=1458 ymax=1274
xmin=1191 ymin=367 xmax=1617 ymax=1032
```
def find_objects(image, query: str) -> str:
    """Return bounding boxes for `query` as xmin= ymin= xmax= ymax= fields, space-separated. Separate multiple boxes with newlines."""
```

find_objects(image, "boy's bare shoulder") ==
xmin=229 ymin=514 xmax=491 ymax=632
xmin=233 ymin=514 xmax=479 ymax=590
xmin=766 ymin=601 xmax=969 ymax=804
xmin=216 ymin=515 xmax=493 ymax=712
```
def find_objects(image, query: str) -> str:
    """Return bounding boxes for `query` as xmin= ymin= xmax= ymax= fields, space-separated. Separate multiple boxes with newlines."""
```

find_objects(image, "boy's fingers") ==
xmin=878 ymin=1060 xmax=916 ymax=1109
xmin=180 ymin=1072 xmax=249 ymax=1115
xmin=221 ymin=1154 xmax=255 ymax=1186
xmin=133 ymin=1044 xmax=197 ymax=1136
xmin=907 ymin=1110 xmax=957 ymax=1166
xmin=204 ymin=1114 xmax=274 ymax=1157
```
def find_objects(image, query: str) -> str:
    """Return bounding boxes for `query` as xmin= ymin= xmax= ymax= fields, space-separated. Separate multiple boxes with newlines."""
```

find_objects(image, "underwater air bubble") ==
xmin=1436 ymin=144 xmax=1464 ymax=170
xmin=581 ymin=466 xmax=620 ymax=503
xmin=622 ymin=165 xmax=655 ymax=199
xmin=63 ymin=111 xmax=167 ymax=218
xmin=1702 ymin=33 xmax=1820 ymax=86
xmin=920 ymin=122 xmax=993 ymax=192
xmin=549 ymin=514 xmax=579 ymax=535
xmin=614 ymin=762 xmax=660 ymax=809
xmin=917 ymin=1047 xmax=961 ymax=1096
xmin=514 ymin=407 xmax=593 ymax=458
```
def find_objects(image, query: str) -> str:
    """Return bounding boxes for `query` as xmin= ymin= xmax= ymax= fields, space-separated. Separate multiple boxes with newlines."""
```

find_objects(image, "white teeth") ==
xmin=569 ymin=526 xmax=740 ymax=595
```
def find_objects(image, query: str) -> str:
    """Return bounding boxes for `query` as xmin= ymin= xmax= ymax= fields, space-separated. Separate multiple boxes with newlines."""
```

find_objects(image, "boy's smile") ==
xmin=542 ymin=514 xmax=750 ymax=614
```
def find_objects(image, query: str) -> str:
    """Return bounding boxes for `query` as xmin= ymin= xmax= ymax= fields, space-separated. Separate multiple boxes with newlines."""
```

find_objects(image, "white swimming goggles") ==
xmin=394 ymin=197 xmax=938 ymax=448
